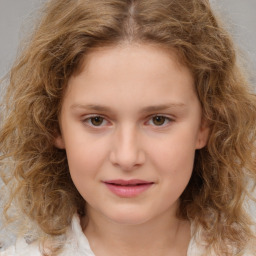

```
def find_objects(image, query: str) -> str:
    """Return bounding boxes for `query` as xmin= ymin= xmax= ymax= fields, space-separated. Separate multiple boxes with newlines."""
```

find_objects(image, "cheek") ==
xmin=154 ymin=141 xmax=195 ymax=202
xmin=148 ymin=130 xmax=197 ymax=181
xmin=152 ymin=130 xmax=196 ymax=162
xmin=64 ymin=137 xmax=109 ymax=183
xmin=65 ymin=141 xmax=107 ymax=202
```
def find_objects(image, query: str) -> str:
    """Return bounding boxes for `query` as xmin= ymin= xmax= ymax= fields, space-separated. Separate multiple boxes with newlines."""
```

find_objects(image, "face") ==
xmin=56 ymin=44 xmax=209 ymax=225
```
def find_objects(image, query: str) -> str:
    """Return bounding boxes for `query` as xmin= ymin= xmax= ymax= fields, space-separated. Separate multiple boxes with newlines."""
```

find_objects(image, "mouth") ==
xmin=103 ymin=179 xmax=154 ymax=197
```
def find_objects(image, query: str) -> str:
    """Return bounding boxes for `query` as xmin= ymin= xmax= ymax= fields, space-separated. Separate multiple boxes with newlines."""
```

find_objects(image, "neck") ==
xmin=82 ymin=205 xmax=191 ymax=256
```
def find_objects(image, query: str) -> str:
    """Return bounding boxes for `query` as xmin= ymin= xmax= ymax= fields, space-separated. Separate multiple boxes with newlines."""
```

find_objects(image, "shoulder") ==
xmin=0 ymin=214 xmax=95 ymax=256
xmin=61 ymin=214 xmax=95 ymax=256
xmin=188 ymin=187 xmax=256 ymax=256
xmin=0 ymin=238 xmax=41 ymax=256
xmin=188 ymin=227 xmax=256 ymax=256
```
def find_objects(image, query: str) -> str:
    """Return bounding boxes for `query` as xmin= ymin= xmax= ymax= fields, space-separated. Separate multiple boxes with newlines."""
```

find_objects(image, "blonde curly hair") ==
xmin=1 ymin=0 xmax=256 ymax=255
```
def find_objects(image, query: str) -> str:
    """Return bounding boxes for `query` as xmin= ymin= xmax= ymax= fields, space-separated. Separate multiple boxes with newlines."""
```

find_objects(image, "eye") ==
xmin=147 ymin=115 xmax=172 ymax=126
xmin=83 ymin=115 xmax=108 ymax=127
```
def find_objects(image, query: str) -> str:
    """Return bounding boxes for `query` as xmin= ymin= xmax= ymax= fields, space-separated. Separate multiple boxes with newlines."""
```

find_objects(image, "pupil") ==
xmin=92 ymin=117 xmax=103 ymax=126
xmin=153 ymin=116 xmax=165 ymax=125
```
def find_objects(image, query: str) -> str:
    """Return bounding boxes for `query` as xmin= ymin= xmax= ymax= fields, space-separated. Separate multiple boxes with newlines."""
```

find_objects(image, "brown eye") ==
xmin=152 ymin=116 xmax=167 ymax=126
xmin=90 ymin=116 xmax=104 ymax=126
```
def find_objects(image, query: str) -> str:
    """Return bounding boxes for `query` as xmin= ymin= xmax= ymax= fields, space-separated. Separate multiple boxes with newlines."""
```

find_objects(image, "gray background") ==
xmin=0 ymin=0 xmax=256 ymax=251
xmin=0 ymin=0 xmax=256 ymax=80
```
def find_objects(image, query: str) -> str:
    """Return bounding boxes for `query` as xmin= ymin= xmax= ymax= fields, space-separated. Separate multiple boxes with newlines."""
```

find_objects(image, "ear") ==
xmin=54 ymin=134 xmax=66 ymax=149
xmin=195 ymin=118 xmax=210 ymax=149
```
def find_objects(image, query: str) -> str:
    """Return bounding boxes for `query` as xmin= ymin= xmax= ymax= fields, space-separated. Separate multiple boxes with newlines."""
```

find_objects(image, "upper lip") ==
xmin=103 ymin=179 xmax=154 ymax=185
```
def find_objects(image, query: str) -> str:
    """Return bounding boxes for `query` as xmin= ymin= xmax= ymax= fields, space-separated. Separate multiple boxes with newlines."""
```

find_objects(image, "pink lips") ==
xmin=103 ymin=179 xmax=154 ymax=198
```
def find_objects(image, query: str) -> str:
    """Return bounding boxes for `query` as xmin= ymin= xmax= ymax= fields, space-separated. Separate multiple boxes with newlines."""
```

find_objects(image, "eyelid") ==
xmin=82 ymin=114 xmax=110 ymax=127
xmin=81 ymin=113 xmax=175 ymax=128
xmin=145 ymin=114 xmax=175 ymax=126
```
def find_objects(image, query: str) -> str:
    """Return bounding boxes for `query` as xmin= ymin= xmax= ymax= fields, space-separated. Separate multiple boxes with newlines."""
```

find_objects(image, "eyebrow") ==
xmin=71 ymin=103 xmax=186 ymax=113
xmin=140 ymin=103 xmax=186 ymax=113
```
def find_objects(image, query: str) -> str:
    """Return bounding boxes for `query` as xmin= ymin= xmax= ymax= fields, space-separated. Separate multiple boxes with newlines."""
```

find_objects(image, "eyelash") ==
xmin=82 ymin=114 xmax=174 ymax=128
xmin=82 ymin=115 xmax=109 ymax=127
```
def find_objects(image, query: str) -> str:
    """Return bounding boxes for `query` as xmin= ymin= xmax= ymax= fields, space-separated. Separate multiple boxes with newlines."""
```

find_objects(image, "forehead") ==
xmin=81 ymin=43 xmax=188 ymax=73
xmin=64 ymin=43 xmax=196 ymax=111
xmin=70 ymin=43 xmax=193 ymax=87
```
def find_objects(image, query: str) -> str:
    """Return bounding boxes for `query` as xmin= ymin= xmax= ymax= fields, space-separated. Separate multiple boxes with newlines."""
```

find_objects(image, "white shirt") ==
xmin=0 ymin=213 xmax=254 ymax=256
xmin=0 ymin=214 xmax=207 ymax=256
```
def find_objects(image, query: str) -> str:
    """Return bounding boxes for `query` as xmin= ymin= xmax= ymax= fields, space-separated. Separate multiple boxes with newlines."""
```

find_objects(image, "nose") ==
xmin=109 ymin=125 xmax=145 ymax=171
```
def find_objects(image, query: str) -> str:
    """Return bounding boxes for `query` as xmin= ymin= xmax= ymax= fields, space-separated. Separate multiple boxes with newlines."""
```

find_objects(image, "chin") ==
xmin=105 ymin=208 xmax=153 ymax=226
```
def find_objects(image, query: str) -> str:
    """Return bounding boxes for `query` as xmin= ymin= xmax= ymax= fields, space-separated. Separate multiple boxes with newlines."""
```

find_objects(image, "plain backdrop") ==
xmin=0 ymin=0 xmax=256 ymax=82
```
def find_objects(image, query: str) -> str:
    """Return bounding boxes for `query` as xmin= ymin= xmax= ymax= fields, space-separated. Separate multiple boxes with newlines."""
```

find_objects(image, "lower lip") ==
xmin=104 ymin=183 xmax=153 ymax=197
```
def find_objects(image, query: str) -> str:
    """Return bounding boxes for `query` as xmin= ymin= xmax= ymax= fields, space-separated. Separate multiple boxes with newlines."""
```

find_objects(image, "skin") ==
xmin=55 ymin=43 xmax=209 ymax=256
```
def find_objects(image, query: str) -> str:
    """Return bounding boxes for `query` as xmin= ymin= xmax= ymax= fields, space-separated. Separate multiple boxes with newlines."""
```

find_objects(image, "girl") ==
xmin=0 ymin=0 xmax=256 ymax=255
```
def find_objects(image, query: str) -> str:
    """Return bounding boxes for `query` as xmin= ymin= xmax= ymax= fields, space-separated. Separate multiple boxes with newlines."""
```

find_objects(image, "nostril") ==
xmin=109 ymin=146 xmax=146 ymax=171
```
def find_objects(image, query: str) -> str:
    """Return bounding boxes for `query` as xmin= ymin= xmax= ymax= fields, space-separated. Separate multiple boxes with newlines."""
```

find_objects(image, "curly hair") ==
xmin=1 ymin=0 xmax=256 ymax=255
